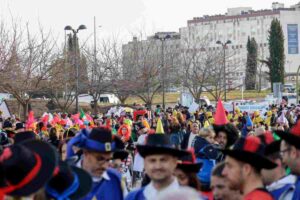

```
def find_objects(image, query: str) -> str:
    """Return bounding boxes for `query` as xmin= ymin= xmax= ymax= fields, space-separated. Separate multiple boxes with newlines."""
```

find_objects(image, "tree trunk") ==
xmin=22 ymin=102 xmax=29 ymax=121
xmin=92 ymin=97 xmax=99 ymax=115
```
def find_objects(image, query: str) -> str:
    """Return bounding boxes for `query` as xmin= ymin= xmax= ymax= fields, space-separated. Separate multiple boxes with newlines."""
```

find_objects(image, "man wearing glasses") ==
xmin=276 ymin=120 xmax=300 ymax=200
xmin=258 ymin=132 xmax=296 ymax=200
xmin=67 ymin=127 xmax=124 ymax=200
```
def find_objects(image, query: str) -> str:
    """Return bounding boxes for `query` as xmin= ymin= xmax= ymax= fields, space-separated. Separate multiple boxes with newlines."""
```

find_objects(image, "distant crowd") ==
xmin=0 ymin=100 xmax=300 ymax=200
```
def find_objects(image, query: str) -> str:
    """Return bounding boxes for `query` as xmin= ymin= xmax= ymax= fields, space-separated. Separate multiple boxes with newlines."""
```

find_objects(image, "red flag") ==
xmin=26 ymin=111 xmax=35 ymax=130
xmin=41 ymin=114 xmax=49 ymax=126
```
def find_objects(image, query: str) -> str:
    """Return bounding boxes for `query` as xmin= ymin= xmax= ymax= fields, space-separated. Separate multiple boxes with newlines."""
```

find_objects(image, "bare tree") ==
xmin=82 ymin=37 xmax=121 ymax=113
xmin=180 ymin=30 xmax=243 ymax=102
xmin=204 ymin=49 xmax=243 ymax=101
xmin=180 ymin=33 xmax=212 ymax=102
xmin=0 ymin=21 xmax=59 ymax=119
xmin=46 ymin=57 xmax=76 ymax=112
xmin=122 ymin=32 xmax=164 ymax=107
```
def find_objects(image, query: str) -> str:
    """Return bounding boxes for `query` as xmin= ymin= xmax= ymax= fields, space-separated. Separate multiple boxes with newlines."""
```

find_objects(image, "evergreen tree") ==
xmin=268 ymin=18 xmax=285 ymax=90
xmin=245 ymin=37 xmax=258 ymax=90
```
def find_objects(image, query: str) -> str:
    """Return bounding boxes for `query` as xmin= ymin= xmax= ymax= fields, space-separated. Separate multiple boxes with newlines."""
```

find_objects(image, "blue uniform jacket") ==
xmin=125 ymin=187 xmax=146 ymax=200
xmin=292 ymin=176 xmax=300 ymax=200
xmin=82 ymin=169 xmax=124 ymax=200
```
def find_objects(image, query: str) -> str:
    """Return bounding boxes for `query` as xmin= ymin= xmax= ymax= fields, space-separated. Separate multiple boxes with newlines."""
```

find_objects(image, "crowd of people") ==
xmin=0 ymin=99 xmax=300 ymax=200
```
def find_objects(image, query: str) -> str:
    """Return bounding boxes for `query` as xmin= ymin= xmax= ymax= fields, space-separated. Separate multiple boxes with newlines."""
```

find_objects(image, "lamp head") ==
xmin=64 ymin=25 xmax=73 ymax=31
xmin=226 ymin=40 xmax=232 ymax=45
xmin=78 ymin=25 xmax=87 ymax=30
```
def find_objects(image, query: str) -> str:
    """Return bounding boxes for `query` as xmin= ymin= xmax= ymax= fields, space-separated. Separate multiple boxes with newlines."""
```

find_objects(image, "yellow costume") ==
xmin=253 ymin=110 xmax=263 ymax=126
xmin=264 ymin=111 xmax=272 ymax=126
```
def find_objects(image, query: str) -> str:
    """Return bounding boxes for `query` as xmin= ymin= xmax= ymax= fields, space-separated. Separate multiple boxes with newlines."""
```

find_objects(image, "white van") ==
xmin=99 ymin=94 xmax=120 ymax=104
xmin=78 ymin=94 xmax=120 ymax=104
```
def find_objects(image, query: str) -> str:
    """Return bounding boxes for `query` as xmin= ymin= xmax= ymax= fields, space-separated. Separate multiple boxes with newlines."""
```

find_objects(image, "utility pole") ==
xmin=216 ymin=40 xmax=232 ymax=102
xmin=64 ymin=25 xmax=87 ymax=113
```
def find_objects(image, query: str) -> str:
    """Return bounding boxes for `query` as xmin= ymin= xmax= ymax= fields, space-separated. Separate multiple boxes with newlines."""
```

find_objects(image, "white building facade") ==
xmin=180 ymin=2 xmax=300 ymax=87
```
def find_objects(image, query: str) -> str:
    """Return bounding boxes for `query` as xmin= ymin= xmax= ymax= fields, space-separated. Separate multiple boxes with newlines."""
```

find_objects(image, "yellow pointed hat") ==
xmin=204 ymin=120 xmax=210 ymax=128
xmin=156 ymin=118 xmax=164 ymax=134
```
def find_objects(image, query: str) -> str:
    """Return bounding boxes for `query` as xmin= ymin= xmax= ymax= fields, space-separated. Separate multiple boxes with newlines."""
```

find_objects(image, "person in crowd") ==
xmin=157 ymin=187 xmax=205 ymax=200
xmin=198 ymin=128 xmax=216 ymax=144
xmin=37 ymin=161 xmax=93 ymax=200
xmin=67 ymin=127 xmax=124 ymax=200
xmin=181 ymin=121 xmax=201 ymax=149
xmin=222 ymin=136 xmax=277 ymax=199
xmin=213 ymin=100 xmax=238 ymax=150
xmin=132 ymin=122 xmax=149 ymax=187
xmin=258 ymin=132 xmax=296 ymax=200
xmin=126 ymin=134 xmax=189 ymax=200
xmin=0 ymin=140 xmax=58 ymax=199
xmin=276 ymin=120 xmax=300 ymax=199
xmin=47 ymin=127 xmax=60 ymax=148
xmin=174 ymin=150 xmax=202 ymax=190
xmin=15 ymin=122 xmax=25 ymax=133
xmin=58 ymin=138 xmax=70 ymax=160
xmin=210 ymin=162 xmax=242 ymax=200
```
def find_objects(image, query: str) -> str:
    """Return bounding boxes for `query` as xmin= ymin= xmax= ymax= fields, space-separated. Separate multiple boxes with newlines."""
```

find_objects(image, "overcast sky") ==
xmin=1 ymin=0 xmax=299 ymax=44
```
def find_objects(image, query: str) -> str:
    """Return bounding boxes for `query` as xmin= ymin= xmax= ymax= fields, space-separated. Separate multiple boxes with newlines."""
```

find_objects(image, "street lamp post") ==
xmin=64 ymin=25 xmax=87 ymax=113
xmin=154 ymin=34 xmax=171 ymax=110
xmin=216 ymin=40 xmax=232 ymax=102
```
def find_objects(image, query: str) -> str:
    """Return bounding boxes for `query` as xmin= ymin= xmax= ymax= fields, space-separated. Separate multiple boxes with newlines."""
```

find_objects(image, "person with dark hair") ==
xmin=211 ymin=162 xmax=241 ymax=200
xmin=275 ymin=120 xmax=300 ymax=199
xmin=174 ymin=149 xmax=210 ymax=199
xmin=58 ymin=138 xmax=71 ymax=161
xmin=174 ymin=150 xmax=202 ymax=191
xmin=213 ymin=100 xmax=238 ymax=150
xmin=222 ymin=136 xmax=277 ymax=199
xmin=258 ymin=132 xmax=296 ymax=200
xmin=47 ymin=127 xmax=60 ymax=148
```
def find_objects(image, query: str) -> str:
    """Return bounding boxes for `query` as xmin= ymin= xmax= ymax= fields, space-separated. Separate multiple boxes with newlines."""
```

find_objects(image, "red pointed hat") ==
xmin=214 ymin=99 xmax=228 ymax=126
xmin=276 ymin=119 xmax=300 ymax=149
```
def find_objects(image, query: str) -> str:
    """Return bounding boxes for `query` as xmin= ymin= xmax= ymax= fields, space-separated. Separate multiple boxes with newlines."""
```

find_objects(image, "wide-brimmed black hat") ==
xmin=177 ymin=150 xmax=202 ymax=173
xmin=275 ymin=120 xmax=300 ymax=149
xmin=257 ymin=131 xmax=281 ymax=156
xmin=222 ymin=136 xmax=277 ymax=170
xmin=46 ymin=161 xmax=92 ymax=200
xmin=15 ymin=122 xmax=25 ymax=131
xmin=67 ymin=128 xmax=116 ymax=158
xmin=0 ymin=131 xmax=10 ymax=147
xmin=137 ymin=134 xmax=188 ymax=158
xmin=3 ymin=120 xmax=13 ymax=129
xmin=0 ymin=140 xmax=58 ymax=196
xmin=14 ymin=131 xmax=37 ymax=144
xmin=113 ymin=150 xmax=129 ymax=161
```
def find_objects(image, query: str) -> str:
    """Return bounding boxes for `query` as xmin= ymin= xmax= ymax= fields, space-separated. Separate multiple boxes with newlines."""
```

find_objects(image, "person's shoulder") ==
xmin=245 ymin=189 xmax=274 ymax=200
xmin=125 ymin=187 xmax=145 ymax=200
xmin=107 ymin=168 xmax=122 ymax=181
xmin=65 ymin=155 xmax=81 ymax=166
